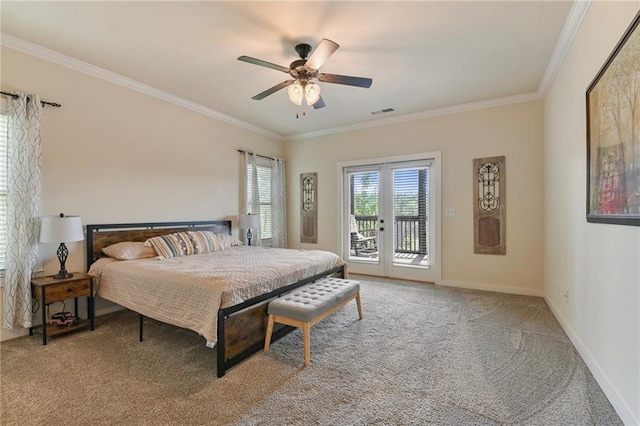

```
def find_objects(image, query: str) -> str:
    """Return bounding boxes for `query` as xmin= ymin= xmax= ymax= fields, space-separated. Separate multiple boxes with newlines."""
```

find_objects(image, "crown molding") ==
xmin=3 ymin=12 xmax=581 ymax=144
xmin=0 ymin=33 xmax=282 ymax=140
xmin=284 ymin=92 xmax=543 ymax=141
xmin=538 ymin=0 xmax=591 ymax=96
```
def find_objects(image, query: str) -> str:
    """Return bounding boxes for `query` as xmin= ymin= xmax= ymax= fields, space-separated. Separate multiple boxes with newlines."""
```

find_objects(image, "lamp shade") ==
xmin=304 ymin=82 xmax=321 ymax=105
xmin=287 ymin=82 xmax=304 ymax=106
xmin=239 ymin=213 xmax=260 ymax=230
xmin=40 ymin=214 xmax=84 ymax=243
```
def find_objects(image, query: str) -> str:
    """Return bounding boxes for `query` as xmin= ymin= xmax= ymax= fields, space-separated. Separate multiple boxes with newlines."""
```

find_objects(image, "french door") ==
xmin=340 ymin=153 xmax=441 ymax=283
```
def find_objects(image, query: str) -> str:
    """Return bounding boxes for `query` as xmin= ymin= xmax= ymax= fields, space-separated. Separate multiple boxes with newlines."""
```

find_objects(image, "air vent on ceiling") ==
xmin=371 ymin=108 xmax=395 ymax=115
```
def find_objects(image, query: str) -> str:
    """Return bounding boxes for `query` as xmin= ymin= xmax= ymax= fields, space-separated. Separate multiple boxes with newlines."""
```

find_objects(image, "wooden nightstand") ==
xmin=30 ymin=272 xmax=95 ymax=345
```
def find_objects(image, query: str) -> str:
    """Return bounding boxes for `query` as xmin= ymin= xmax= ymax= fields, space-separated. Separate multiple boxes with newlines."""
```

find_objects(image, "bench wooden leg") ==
xmin=355 ymin=292 xmax=363 ymax=320
xmin=303 ymin=322 xmax=311 ymax=366
xmin=264 ymin=314 xmax=275 ymax=352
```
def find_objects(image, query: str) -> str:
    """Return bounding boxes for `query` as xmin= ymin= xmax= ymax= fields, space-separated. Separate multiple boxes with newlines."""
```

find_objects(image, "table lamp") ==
xmin=40 ymin=213 xmax=84 ymax=279
xmin=239 ymin=213 xmax=260 ymax=246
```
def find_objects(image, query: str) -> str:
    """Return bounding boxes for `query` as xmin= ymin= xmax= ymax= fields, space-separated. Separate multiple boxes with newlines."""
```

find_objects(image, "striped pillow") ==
xmin=188 ymin=230 xmax=221 ymax=253
xmin=145 ymin=232 xmax=196 ymax=259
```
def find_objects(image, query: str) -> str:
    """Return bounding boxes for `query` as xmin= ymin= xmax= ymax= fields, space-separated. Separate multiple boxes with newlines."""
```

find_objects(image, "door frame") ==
xmin=336 ymin=151 xmax=442 ymax=283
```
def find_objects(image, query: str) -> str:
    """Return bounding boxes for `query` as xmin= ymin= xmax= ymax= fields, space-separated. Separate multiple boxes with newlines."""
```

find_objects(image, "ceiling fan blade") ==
xmin=238 ymin=56 xmax=291 ymax=74
xmin=318 ymin=73 xmax=373 ymax=88
xmin=251 ymin=80 xmax=295 ymax=100
xmin=305 ymin=39 xmax=339 ymax=70
xmin=312 ymin=96 xmax=326 ymax=109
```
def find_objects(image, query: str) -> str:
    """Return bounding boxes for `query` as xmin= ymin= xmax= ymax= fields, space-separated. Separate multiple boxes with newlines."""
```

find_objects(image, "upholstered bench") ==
xmin=264 ymin=277 xmax=363 ymax=366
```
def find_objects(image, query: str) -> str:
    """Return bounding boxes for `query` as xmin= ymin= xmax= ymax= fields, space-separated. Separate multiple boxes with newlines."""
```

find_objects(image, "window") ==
xmin=247 ymin=158 xmax=273 ymax=242
xmin=0 ymin=113 xmax=8 ymax=270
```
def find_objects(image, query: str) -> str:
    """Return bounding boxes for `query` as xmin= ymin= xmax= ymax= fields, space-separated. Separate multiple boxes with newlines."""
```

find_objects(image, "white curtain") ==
xmin=3 ymin=93 xmax=42 ymax=330
xmin=270 ymin=157 xmax=287 ymax=248
xmin=243 ymin=151 xmax=261 ymax=246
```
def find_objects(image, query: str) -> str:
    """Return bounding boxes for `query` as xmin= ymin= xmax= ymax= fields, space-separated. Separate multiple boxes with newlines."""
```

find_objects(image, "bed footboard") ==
xmin=216 ymin=264 xmax=345 ymax=377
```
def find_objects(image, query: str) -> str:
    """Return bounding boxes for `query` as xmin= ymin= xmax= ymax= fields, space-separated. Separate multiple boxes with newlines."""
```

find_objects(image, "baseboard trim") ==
xmin=0 ymin=326 xmax=30 ymax=342
xmin=544 ymin=296 xmax=638 ymax=426
xmin=439 ymin=280 xmax=543 ymax=297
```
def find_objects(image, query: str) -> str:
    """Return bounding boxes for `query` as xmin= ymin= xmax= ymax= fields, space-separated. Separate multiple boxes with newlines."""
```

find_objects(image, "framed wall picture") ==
xmin=473 ymin=156 xmax=506 ymax=255
xmin=586 ymin=10 xmax=640 ymax=226
xmin=300 ymin=172 xmax=318 ymax=243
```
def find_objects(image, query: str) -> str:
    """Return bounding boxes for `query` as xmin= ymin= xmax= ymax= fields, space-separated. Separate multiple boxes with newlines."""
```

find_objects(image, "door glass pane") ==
xmin=393 ymin=167 xmax=429 ymax=267
xmin=348 ymin=171 xmax=379 ymax=260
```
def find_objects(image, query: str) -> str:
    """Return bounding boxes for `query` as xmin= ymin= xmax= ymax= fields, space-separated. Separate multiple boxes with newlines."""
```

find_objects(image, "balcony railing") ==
xmin=353 ymin=215 xmax=427 ymax=255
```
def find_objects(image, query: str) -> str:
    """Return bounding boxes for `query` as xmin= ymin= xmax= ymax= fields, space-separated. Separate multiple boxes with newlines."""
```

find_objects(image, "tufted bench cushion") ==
xmin=264 ymin=277 xmax=363 ymax=366
xmin=267 ymin=278 xmax=360 ymax=322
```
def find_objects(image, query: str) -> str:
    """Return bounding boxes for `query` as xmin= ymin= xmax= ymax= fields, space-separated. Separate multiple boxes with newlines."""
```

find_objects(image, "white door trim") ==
xmin=337 ymin=151 xmax=442 ymax=283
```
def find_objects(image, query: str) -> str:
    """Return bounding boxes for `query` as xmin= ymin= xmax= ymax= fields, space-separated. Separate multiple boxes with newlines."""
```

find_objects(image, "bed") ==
xmin=85 ymin=220 xmax=345 ymax=377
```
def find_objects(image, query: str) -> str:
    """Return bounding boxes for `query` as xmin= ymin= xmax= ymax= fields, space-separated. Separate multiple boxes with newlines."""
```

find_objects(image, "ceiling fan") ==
xmin=238 ymin=39 xmax=373 ymax=109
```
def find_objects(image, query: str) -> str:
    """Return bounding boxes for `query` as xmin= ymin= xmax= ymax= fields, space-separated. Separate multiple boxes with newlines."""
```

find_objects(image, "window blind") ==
xmin=257 ymin=165 xmax=272 ymax=240
xmin=247 ymin=163 xmax=273 ymax=241
xmin=393 ymin=167 xmax=429 ymax=255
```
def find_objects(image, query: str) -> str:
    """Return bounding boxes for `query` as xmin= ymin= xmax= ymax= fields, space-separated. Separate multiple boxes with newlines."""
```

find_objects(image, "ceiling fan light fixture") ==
xmin=304 ymin=82 xmax=321 ymax=106
xmin=287 ymin=82 xmax=304 ymax=105
xmin=239 ymin=38 xmax=371 ymax=109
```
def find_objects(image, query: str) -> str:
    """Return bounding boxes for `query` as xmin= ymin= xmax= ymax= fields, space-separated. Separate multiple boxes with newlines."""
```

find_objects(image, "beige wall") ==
xmin=0 ymin=47 xmax=282 ymax=340
xmin=285 ymin=100 xmax=545 ymax=294
xmin=544 ymin=2 xmax=639 ymax=423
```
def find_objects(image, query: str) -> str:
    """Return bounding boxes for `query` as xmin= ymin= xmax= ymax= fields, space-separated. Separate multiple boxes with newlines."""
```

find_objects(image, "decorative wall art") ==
xmin=473 ymin=156 xmax=506 ymax=255
xmin=586 ymin=11 xmax=640 ymax=226
xmin=300 ymin=172 xmax=318 ymax=243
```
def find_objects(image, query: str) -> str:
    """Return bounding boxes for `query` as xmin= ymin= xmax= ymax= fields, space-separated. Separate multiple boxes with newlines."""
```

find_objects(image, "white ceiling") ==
xmin=1 ymin=1 xmax=575 ymax=139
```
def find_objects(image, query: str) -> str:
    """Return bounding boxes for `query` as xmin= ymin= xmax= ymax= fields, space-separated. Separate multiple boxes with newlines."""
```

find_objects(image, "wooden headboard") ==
xmin=86 ymin=220 xmax=232 ymax=269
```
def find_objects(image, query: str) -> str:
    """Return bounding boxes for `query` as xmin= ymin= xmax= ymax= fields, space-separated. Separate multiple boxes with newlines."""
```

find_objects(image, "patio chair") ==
xmin=349 ymin=214 xmax=377 ymax=255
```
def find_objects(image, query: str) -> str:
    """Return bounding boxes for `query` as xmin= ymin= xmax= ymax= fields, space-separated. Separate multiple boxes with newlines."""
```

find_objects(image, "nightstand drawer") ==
xmin=32 ymin=278 xmax=91 ymax=301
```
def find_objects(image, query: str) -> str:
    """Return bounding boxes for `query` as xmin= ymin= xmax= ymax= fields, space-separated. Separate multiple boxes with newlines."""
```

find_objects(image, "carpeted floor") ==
xmin=0 ymin=276 xmax=622 ymax=425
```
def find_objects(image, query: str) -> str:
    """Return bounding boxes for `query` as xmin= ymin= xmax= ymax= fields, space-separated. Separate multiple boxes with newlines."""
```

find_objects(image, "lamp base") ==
xmin=52 ymin=271 xmax=73 ymax=280
xmin=53 ymin=243 xmax=72 ymax=279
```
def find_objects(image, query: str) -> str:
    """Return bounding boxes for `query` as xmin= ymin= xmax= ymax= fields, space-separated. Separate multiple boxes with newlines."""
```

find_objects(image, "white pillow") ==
xmin=102 ymin=242 xmax=157 ymax=260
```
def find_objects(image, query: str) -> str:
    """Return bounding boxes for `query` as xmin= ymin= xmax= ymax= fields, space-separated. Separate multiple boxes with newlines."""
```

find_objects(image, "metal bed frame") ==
xmin=86 ymin=220 xmax=344 ymax=377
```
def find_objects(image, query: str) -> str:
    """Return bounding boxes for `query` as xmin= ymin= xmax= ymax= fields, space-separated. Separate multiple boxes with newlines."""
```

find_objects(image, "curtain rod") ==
xmin=237 ymin=149 xmax=275 ymax=161
xmin=0 ymin=91 xmax=62 ymax=108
